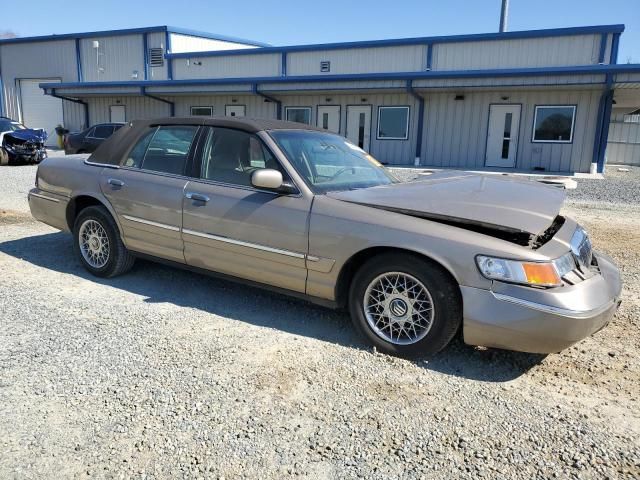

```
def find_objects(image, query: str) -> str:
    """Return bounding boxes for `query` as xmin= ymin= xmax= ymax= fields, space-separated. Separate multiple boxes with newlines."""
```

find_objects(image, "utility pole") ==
xmin=499 ymin=0 xmax=509 ymax=32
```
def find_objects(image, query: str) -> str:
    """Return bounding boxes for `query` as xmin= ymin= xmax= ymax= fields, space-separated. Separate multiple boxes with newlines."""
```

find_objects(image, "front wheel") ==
xmin=73 ymin=205 xmax=135 ymax=278
xmin=348 ymin=253 xmax=462 ymax=358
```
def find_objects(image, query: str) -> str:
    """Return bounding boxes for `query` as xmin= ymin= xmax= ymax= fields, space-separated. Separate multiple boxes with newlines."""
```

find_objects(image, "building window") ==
xmin=285 ymin=107 xmax=312 ymax=125
xmin=623 ymin=114 xmax=640 ymax=124
xmin=532 ymin=106 xmax=576 ymax=143
xmin=377 ymin=106 xmax=410 ymax=140
xmin=191 ymin=106 xmax=213 ymax=116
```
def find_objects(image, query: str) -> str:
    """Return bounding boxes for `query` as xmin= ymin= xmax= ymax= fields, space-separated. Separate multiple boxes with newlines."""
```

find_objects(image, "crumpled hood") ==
xmin=3 ymin=128 xmax=48 ymax=143
xmin=326 ymin=171 xmax=566 ymax=235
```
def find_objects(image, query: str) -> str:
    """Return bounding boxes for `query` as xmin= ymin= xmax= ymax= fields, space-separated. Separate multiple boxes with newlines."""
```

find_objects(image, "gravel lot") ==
xmin=1 ymin=163 xmax=639 ymax=479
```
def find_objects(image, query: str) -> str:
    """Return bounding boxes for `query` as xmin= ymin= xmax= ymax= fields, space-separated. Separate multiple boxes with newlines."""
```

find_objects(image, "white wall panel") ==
xmin=287 ymin=46 xmax=425 ymax=76
xmin=169 ymin=34 xmax=259 ymax=53
xmin=172 ymin=53 xmax=280 ymax=79
xmin=80 ymin=34 xmax=144 ymax=82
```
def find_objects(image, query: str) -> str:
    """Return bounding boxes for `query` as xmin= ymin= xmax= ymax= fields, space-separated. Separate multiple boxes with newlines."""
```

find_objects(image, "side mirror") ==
xmin=251 ymin=169 xmax=298 ymax=194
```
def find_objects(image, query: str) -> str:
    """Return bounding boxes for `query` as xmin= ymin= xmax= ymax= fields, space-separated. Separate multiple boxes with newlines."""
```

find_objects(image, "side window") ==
xmin=140 ymin=126 xmax=198 ymax=175
xmin=124 ymin=128 xmax=156 ymax=168
xmin=93 ymin=125 xmax=114 ymax=139
xmin=200 ymin=128 xmax=283 ymax=186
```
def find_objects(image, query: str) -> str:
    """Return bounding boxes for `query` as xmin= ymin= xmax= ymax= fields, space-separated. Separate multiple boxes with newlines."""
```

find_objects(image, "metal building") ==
xmin=1 ymin=24 xmax=639 ymax=172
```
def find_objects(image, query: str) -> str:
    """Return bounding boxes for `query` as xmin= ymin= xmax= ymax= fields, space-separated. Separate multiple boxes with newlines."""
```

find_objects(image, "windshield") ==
xmin=0 ymin=120 xmax=26 ymax=133
xmin=270 ymin=130 xmax=398 ymax=193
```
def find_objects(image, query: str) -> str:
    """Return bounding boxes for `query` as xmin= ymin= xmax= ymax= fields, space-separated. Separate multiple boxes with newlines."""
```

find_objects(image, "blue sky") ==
xmin=2 ymin=0 xmax=639 ymax=62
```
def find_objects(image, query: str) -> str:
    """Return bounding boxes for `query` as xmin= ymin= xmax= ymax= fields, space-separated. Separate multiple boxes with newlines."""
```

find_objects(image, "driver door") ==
xmin=181 ymin=127 xmax=311 ymax=293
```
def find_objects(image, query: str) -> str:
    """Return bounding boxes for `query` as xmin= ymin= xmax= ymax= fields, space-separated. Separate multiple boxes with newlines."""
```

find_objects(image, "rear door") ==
xmin=100 ymin=124 xmax=200 ymax=262
xmin=181 ymin=127 xmax=311 ymax=292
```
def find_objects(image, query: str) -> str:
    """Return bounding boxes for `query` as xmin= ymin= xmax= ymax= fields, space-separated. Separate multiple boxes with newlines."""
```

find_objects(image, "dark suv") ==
xmin=64 ymin=123 xmax=124 ymax=154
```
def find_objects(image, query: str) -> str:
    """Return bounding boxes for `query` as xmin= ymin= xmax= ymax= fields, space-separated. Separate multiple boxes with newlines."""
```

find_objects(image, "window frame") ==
xmin=376 ymin=106 xmax=410 ymax=141
xmin=191 ymin=126 xmax=299 ymax=195
xmin=285 ymin=106 xmax=312 ymax=125
xmin=190 ymin=106 xmax=214 ymax=117
xmin=531 ymin=105 xmax=577 ymax=144
xmin=120 ymin=125 xmax=201 ymax=178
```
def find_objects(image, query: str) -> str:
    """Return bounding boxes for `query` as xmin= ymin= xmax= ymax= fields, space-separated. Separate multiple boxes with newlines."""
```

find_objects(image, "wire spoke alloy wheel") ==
xmin=78 ymin=219 xmax=110 ymax=269
xmin=363 ymin=272 xmax=435 ymax=345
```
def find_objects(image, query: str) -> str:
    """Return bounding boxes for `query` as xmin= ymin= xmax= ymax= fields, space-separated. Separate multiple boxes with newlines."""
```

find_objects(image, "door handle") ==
xmin=108 ymin=178 xmax=125 ymax=187
xmin=185 ymin=192 xmax=210 ymax=203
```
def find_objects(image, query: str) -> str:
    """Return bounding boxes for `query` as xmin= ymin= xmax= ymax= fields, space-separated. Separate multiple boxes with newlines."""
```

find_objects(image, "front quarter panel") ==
xmin=307 ymin=196 xmax=551 ymax=301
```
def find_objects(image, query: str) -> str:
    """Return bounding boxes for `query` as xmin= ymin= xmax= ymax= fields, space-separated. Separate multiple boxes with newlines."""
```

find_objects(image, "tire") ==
xmin=73 ymin=205 xmax=135 ymax=278
xmin=348 ymin=253 xmax=462 ymax=358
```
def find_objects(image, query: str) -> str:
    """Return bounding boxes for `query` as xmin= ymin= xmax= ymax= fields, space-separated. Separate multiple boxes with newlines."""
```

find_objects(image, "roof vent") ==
xmin=149 ymin=48 xmax=164 ymax=67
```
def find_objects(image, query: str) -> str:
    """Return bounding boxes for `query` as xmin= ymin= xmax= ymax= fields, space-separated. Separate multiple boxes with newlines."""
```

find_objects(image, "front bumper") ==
xmin=3 ymin=146 xmax=47 ymax=164
xmin=462 ymin=251 xmax=622 ymax=353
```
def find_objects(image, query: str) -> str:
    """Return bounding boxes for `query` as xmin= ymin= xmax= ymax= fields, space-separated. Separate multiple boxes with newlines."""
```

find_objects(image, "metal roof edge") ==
xmin=165 ymin=24 xmax=627 ymax=59
xmin=39 ymin=63 xmax=640 ymax=91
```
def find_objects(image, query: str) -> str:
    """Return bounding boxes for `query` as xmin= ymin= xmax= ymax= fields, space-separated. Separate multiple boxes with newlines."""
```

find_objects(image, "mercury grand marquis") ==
xmin=28 ymin=117 xmax=622 ymax=357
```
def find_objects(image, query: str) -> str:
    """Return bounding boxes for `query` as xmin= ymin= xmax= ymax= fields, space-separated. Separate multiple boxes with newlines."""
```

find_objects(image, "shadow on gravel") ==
xmin=1 ymin=231 xmax=544 ymax=382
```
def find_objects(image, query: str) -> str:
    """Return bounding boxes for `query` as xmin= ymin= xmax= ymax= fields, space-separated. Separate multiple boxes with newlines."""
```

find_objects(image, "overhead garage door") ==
xmin=20 ymin=79 xmax=63 ymax=147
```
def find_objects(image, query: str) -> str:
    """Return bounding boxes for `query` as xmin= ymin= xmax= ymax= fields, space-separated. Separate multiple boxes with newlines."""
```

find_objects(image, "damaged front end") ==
xmin=1 ymin=129 xmax=48 ymax=165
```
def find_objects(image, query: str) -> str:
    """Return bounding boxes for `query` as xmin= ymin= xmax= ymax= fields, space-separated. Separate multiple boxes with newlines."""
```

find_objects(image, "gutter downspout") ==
xmin=252 ymin=84 xmax=281 ymax=120
xmin=406 ymin=80 xmax=425 ymax=166
xmin=48 ymin=88 xmax=90 ymax=130
xmin=140 ymin=86 xmax=174 ymax=116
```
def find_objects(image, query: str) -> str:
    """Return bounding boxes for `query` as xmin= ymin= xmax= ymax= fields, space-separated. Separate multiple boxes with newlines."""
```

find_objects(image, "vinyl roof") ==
xmin=143 ymin=116 xmax=326 ymax=133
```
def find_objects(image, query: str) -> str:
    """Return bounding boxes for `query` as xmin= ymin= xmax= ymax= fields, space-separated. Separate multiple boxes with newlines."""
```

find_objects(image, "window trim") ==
xmin=284 ymin=106 xmax=312 ymax=125
xmin=376 ymin=106 xmax=410 ymax=141
xmin=531 ymin=105 xmax=577 ymax=144
xmin=86 ymin=124 xmax=114 ymax=140
xmin=192 ymin=126 xmax=301 ymax=196
xmin=190 ymin=106 xmax=214 ymax=117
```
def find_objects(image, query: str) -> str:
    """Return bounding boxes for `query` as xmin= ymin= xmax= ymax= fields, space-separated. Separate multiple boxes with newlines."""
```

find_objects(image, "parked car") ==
xmin=0 ymin=116 xmax=48 ymax=165
xmin=64 ymin=123 xmax=124 ymax=154
xmin=28 ymin=117 xmax=622 ymax=357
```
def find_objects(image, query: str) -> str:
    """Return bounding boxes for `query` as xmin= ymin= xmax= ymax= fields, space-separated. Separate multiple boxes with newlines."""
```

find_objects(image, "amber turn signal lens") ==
xmin=522 ymin=262 xmax=561 ymax=286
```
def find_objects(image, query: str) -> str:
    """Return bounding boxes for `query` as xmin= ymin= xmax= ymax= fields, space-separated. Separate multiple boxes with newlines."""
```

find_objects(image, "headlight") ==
xmin=476 ymin=252 xmax=576 ymax=287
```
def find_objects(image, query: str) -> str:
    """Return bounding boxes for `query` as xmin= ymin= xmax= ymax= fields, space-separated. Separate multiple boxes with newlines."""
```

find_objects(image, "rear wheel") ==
xmin=73 ymin=205 xmax=135 ymax=278
xmin=348 ymin=253 xmax=462 ymax=358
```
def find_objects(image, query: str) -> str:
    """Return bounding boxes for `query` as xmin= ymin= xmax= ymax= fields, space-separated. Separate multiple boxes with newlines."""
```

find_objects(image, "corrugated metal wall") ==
xmin=419 ymin=88 xmax=601 ymax=172
xmin=86 ymin=96 xmax=170 ymax=124
xmin=80 ymin=34 xmax=144 ymax=82
xmin=433 ymin=34 xmax=605 ymax=70
xmin=0 ymin=39 xmax=77 ymax=121
xmin=277 ymin=93 xmax=419 ymax=165
xmin=287 ymin=46 xmax=426 ymax=75
xmin=169 ymin=34 xmax=258 ymax=53
xmin=172 ymin=94 xmax=276 ymax=117
xmin=172 ymin=53 xmax=280 ymax=79
xmin=607 ymin=113 xmax=640 ymax=166
xmin=147 ymin=32 xmax=169 ymax=81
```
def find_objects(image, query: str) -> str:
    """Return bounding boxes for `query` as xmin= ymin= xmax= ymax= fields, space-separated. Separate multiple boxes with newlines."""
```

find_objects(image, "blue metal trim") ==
xmin=281 ymin=52 xmax=287 ymax=76
xmin=0 ymin=55 xmax=4 ymax=116
xmin=406 ymin=80 xmax=424 ymax=160
xmin=165 ymin=30 xmax=173 ymax=80
xmin=39 ymin=63 xmax=640 ymax=91
xmin=75 ymin=38 xmax=83 ymax=82
xmin=140 ymin=86 xmax=174 ymax=116
xmin=165 ymin=26 xmax=270 ymax=47
xmin=252 ymin=84 xmax=281 ymax=119
xmin=610 ymin=33 xmax=620 ymax=64
xmin=48 ymin=88 xmax=90 ymax=129
xmin=598 ymin=33 xmax=608 ymax=64
xmin=165 ymin=24 xmax=626 ymax=59
xmin=426 ymin=43 xmax=433 ymax=70
xmin=591 ymin=92 xmax=607 ymax=169
xmin=0 ymin=26 xmax=168 ymax=45
xmin=143 ymin=33 xmax=149 ymax=81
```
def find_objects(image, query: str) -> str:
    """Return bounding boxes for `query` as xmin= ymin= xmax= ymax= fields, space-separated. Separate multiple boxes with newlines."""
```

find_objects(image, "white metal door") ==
xmin=110 ymin=105 xmax=126 ymax=123
xmin=486 ymin=104 xmax=521 ymax=168
xmin=225 ymin=105 xmax=246 ymax=117
xmin=346 ymin=105 xmax=372 ymax=151
xmin=317 ymin=105 xmax=340 ymax=134
xmin=19 ymin=79 xmax=63 ymax=147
